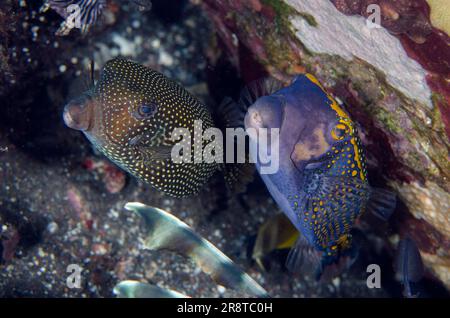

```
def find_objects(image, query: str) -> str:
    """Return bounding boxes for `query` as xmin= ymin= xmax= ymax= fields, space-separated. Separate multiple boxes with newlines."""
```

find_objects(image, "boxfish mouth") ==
xmin=244 ymin=95 xmax=285 ymax=131
xmin=245 ymin=108 xmax=264 ymax=130
xmin=63 ymin=95 xmax=93 ymax=131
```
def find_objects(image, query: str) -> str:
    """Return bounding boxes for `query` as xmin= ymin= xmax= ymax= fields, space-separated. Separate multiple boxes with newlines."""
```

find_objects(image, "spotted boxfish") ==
xmin=63 ymin=58 xmax=247 ymax=197
xmin=243 ymin=74 xmax=396 ymax=279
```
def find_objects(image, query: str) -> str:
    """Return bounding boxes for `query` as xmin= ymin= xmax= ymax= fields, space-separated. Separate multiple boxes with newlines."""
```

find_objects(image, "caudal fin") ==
xmin=286 ymin=233 xmax=360 ymax=281
xmin=215 ymin=97 xmax=254 ymax=193
xmin=285 ymin=234 xmax=323 ymax=280
xmin=318 ymin=246 xmax=359 ymax=282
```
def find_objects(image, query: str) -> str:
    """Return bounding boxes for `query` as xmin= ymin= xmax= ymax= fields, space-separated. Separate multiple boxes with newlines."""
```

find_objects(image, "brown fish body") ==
xmin=63 ymin=58 xmax=218 ymax=197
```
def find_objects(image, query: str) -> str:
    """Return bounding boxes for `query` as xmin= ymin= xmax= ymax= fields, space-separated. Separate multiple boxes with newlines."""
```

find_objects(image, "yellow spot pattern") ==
xmin=306 ymin=73 xmax=366 ymax=181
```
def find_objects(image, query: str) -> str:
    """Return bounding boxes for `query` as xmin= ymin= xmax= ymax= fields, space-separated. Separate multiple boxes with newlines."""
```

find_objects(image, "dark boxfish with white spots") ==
xmin=63 ymin=58 xmax=247 ymax=197
xmin=243 ymin=74 xmax=396 ymax=279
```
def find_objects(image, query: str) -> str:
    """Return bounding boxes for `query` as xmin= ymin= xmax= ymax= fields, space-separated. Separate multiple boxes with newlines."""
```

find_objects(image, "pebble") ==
xmin=151 ymin=38 xmax=161 ymax=49
xmin=332 ymin=277 xmax=341 ymax=288
xmin=217 ymin=285 xmax=226 ymax=294
xmin=38 ymin=248 xmax=46 ymax=258
xmin=47 ymin=222 xmax=59 ymax=234
xmin=134 ymin=36 xmax=143 ymax=46
xmin=159 ymin=51 xmax=174 ymax=66
xmin=132 ymin=20 xmax=141 ymax=29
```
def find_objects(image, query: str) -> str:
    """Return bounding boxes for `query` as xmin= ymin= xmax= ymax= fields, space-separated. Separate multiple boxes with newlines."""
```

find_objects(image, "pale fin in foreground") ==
xmin=124 ymin=202 xmax=269 ymax=298
xmin=114 ymin=280 xmax=189 ymax=298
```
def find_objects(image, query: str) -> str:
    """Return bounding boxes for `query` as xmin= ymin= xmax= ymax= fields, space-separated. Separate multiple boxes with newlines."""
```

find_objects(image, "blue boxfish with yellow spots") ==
xmin=244 ymin=74 xmax=396 ymax=279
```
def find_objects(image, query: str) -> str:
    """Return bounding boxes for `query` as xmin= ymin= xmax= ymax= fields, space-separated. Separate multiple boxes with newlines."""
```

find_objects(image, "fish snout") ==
xmin=245 ymin=96 xmax=284 ymax=131
xmin=245 ymin=107 xmax=265 ymax=130
xmin=63 ymin=96 xmax=92 ymax=131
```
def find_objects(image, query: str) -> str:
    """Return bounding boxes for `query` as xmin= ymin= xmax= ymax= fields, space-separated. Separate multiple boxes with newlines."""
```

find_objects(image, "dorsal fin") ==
xmin=238 ymin=77 xmax=285 ymax=109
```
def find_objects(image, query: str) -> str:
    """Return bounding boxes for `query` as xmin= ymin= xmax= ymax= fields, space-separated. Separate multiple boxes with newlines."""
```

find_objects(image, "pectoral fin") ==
xmin=367 ymin=187 xmax=397 ymax=221
xmin=139 ymin=145 xmax=174 ymax=164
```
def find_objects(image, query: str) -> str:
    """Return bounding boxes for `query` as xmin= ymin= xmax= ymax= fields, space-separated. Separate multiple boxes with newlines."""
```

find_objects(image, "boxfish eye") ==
xmin=331 ymin=122 xmax=349 ymax=140
xmin=135 ymin=102 xmax=157 ymax=119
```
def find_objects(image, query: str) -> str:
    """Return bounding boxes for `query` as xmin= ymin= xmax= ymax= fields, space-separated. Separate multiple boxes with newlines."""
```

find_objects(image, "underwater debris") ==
xmin=66 ymin=186 xmax=94 ymax=230
xmin=42 ymin=0 xmax=107 ymax=35
xmin=82 ymin=158 xmax=126 ymax=194
xmin=114 ymin=280 xmax=189 ymax=298
xmin=124 ymin=202 xmax=269 ymax=298
xmin=395 ymin=237 xmax=425 ymax=298
xmin=128 ymin=0 xmax=153 ymax=12
xmin=0 ymin=227 xmax=20 ymax=263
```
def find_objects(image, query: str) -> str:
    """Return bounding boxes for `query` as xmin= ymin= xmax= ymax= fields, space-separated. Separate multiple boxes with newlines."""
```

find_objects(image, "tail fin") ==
xmin=286 ymin=234 xmax=359 ymax=281
xmin=285 ymin=234 xmax=323 ymax=280
xmin=221 ymin=162 xmax=255 ymax=193
xmin=217 ymin=96 xmax=248 ymax=129
xmin=318 ymin=244 xmax=359 ymax=282
xmin=367 ymin=187 xmax=397 ymax=221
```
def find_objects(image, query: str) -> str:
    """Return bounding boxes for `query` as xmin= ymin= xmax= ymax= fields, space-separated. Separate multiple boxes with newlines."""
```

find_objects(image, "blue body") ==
xmin=245 ymin=74 xmax=369 ymax=257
